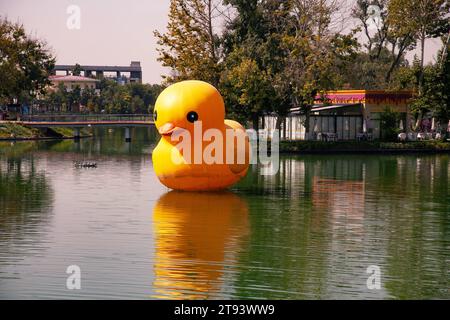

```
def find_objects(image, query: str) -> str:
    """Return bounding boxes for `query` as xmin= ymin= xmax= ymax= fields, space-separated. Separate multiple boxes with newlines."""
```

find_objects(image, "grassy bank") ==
xmin=0 ymin=123 xmax=91 ymax=140
xmin=279 ymin=140 xmax=450 ymax=153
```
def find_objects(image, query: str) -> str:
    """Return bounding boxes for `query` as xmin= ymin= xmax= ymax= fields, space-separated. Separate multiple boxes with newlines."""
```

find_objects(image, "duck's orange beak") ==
xmin=158 ymin=122 xmax=175 ymax=136
xmin=158 ymin=122 xmax=184 ymax=136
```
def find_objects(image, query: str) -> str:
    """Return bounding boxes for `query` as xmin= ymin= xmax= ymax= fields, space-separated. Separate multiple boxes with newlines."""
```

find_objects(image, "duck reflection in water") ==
xmin=152 ymin=191 xmax=249 ymax=299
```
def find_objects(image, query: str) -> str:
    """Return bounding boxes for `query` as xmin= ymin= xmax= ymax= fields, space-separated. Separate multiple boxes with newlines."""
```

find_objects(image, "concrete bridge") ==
xmin=18 ymin=114 xmax=154 ymax=142
xmin=53 ymin=61 xmax=142 ymax=83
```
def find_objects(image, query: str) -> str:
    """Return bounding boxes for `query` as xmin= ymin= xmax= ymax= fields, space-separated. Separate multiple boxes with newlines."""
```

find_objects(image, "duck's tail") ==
xmin=224 ymin=119 xmax=250 ymax=176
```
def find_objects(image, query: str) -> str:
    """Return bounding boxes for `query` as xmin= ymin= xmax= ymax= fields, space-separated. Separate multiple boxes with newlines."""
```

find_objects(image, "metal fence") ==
xmin=21 ymin=114 xmax=154 ymax=122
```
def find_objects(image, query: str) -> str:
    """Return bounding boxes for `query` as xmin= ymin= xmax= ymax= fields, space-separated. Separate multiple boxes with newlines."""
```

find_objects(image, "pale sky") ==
xmin=0 ymin=0 xmax=171 ymax=84
xmin=0 ymin=0 xmax=443 ymax=84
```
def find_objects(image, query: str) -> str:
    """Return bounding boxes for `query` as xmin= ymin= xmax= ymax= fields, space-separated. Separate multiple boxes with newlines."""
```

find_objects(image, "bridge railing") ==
xmin=21 ymin=114 xmax=154 ymax=122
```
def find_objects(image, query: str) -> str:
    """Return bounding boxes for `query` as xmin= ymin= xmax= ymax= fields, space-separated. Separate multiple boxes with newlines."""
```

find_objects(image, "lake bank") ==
xmin=0 ymin=122 xmax=92 ymax=141
xmin=279 ymin=140 xmax=450 ymax=154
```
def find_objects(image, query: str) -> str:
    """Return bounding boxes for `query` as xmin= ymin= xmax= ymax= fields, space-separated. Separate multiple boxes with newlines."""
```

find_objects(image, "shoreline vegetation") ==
xmin=1 ymin=123 xmax=449 ymax=154
xmin=279 ymin=140 xmax=450 ymax=154
xmin=0 ymin=122 xmax=92 ymax=141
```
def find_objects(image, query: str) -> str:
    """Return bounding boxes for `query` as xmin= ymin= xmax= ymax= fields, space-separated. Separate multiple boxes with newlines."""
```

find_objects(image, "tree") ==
xmin=72 ymin=63 xmax=83 ymax=76
xmin=220 ymin=55 xmax=275 ymax=128
xmin=352 ymin=0 xmax=390 ymax=58
xmin=46 ymin=83 xmax=69 ymax=112
xmin=154 ymin=0 xmax=225 ymax=86
xmin=80 ymin=87 xmax=97 ymax=111
xmin=0 ymin=17 xmax=55 ymax=104
xmin=42 ymin=79 xmax=163 ymax=114
xmin=281 ymin=0 xmax=357 ymax=137
xmin=340 ymin=46 xmax=411 ymax=89
xmin=380 ymin=107 xmax=400 ymax=141
xmin=388 ymin=0 xmax=450 ymax=92
xmin=68 ymin=86 xmax=81 ymax=112
xmin=128 ymin=82 xmax=164 ymax=111
xmin=130 ymin=96 xmax=145 ymax=113
xmin=352 ymin=0 xmax=416 ymax=85
xmin=220 ymin=0 xmax=292 ymax=129
xmin=392 ymin=39 xmax=450 ymax=133
xmin=412 ymin=42 xmax=450 ymax=132
xmin=220 ymin=0 xmax=356 ymax=135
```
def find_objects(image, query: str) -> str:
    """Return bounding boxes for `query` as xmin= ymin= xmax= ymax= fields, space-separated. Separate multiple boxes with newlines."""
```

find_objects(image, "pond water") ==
xmin=0 ymin=128 xmax=448 ymax=299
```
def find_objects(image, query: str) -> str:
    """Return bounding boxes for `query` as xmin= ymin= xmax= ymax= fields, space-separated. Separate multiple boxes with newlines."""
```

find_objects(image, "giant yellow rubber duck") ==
xmin=152 ymin=80 xmax=250 ymax=191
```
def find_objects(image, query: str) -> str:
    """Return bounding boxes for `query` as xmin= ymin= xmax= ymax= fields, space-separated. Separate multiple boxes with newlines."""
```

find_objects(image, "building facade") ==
xmin=262 ymin=90 xmax=413 ymax=140
xmin=49 ymin=75 xmax=99 ymax=92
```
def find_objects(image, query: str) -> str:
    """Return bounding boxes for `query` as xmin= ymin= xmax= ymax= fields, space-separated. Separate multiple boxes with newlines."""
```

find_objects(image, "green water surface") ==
xmin=0 ymin=128 xmax=448 ymax=299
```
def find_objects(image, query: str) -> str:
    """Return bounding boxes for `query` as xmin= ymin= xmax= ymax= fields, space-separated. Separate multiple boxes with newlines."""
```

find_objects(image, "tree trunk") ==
xmin=418 ymin=33 xmax=426 ymax=95
xmin=386 ymin=46 xmax=405 ymax=83
xmin=252 ymin=114 xmax=259 ymax=132
xmin=304 ymin=108 xmax=311 ymax=140
xmin=275 ymin=115 xmax=285 ymax=139
xmin=252 ymin=114 xmax=260 ymax=148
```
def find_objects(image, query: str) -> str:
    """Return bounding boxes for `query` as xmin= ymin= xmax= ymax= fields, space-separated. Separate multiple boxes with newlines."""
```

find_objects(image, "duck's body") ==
xmin=152 ymin=191 xmax=249 ymax=298
xmin=153 ymin=119 xmax=248 ymax=191
xmin=152 ymin=81 xmax=250 ymax=191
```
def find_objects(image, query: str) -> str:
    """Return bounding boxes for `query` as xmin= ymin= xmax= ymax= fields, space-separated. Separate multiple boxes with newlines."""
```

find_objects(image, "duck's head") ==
xmin=153 ymin=80 xmax=225 ymax=138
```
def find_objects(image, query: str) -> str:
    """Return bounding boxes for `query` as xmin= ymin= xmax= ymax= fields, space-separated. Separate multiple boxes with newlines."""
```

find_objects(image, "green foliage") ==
xmin=0 ymin=123 xmax=91 ymax=139
xmin=152 ymin=0 xmax=448 ymax=129
xmin=72 ymin=63 xmax=82 ymax=76
xmin=42 ymin=80 xmax=163 ymax=114
xmin=350 ymin=0 xmax=416 ymax=87
xmin=393 ymin=41 xmax=450 ymax=130
xmin=220 ymin=56 xmax=275 ymax=126
xmin=220 ymin=0 xmax=358 ymax=127
xmin=388 ymin=0 xmax=450 ymax=91
xmin=279 ymin=140 xmax=450 ymax=152
xmin=51 ymin=127 xmax=90 ymax=138
xmin=380 ymin=107 xmax=401 ymax=141
xmin=0 ymin=17 xmax=55 ymax=103
xmin=341 ymin=47 xmax=410 ymax=89
xmin=0 ymin=123 xmax=39 ymax=138
xmin=154 ymin=0 xmax=222 ymax=86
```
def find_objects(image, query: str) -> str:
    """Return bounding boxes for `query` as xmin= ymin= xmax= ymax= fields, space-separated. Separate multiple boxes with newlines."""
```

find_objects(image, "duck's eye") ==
xmin=154 ymin=110 xmax=157 ymax=121
xmin=187 ymin=111 xmax=198 ymax=123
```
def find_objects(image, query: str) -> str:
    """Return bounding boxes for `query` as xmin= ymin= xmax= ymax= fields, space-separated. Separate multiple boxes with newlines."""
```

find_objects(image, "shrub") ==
xmin=380 ymin=107 xmax=400 ymax=142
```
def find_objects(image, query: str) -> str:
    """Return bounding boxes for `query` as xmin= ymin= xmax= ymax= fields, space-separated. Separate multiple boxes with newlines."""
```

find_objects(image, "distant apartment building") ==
xmin=52 ymin=61 xmax=142 ymax=84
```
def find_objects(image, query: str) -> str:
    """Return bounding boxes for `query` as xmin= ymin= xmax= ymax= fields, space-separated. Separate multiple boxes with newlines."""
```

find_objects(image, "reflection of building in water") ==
xmin=311 ymin=174 xmax=383 ymax=298
xmin=152 ymin=191 xmax=248 ymax=299
xmin=311 ymin=157 xmax=366 ymax=229
xmin=312 ymin=177 xmax=365 ymax=221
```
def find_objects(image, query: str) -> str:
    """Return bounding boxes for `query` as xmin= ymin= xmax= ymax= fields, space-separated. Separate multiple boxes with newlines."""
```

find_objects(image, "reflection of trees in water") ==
xmin=152 ymin=191 xmax=249 ymax=299
xmin=234 ymin=200 xmax=331 ymax=298
xmin=373 ymin=155 xmax=450 ymax=299
xmin=236 ymin=155 xmax=449 ymax=299
xmin=234 ymin=158 xmax=332 ymax=299
xmin=236 ymin=157 xmax=369 ymax=299
xmin=0 ymin=142 xmax=39 ymax=158
xmin=81 ymin=127 xmax=157 ymax=155
xmin=0 ymin=127 xmax=158 ymax=158
xmin=0 ymin=156 xmax=53 ymax=245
